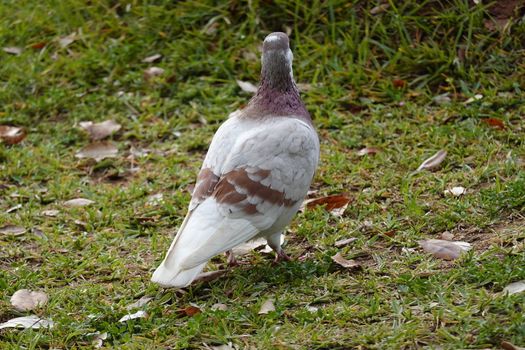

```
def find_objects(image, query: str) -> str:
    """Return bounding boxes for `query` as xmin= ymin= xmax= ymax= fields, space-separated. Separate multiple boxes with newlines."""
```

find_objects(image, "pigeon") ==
xmin=151 ymin=32 xmax=320 ymax=288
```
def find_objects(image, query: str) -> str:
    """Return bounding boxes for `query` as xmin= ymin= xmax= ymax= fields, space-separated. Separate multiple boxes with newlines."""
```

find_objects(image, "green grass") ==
xmin=1 ymin=0 xmax=524 ymax=348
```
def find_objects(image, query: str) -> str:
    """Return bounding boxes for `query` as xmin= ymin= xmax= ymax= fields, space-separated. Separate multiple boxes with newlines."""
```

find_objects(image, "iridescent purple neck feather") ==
xmin=242 ymin=32 xmax=311 ymax=124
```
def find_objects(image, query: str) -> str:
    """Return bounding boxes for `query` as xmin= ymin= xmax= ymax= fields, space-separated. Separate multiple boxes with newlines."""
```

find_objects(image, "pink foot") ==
xmin=273 ymin=251 xmax=291 ymax=264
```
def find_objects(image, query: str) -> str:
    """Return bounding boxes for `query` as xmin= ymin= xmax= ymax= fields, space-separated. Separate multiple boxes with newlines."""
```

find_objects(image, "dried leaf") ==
xmin=211 ymin=303 xmax=228 ymax=311
xmin=236 ymin=80 xmax=258 ymax=94
xmin=464 ymin=94 xmax=483 ymax=104
xmin=42 ymin=209 xmax=60 ymax=217
xmin=31 ymin=42 xmax=47 ymax=50
xmin=0 ymin=225 xmax=26 ymax=236
xmin=357 ymin=147 xmax=380 ymax=156
xmin=125 ymin=296 xmax=152 ymax=311
xmin=182 ymin=305 xmax=201 ymax=317
xmin=331 ymin=252 xmax=361 ymax=269
xmin=418 ymin=239 xmax=472 ymax=260
xmin=11 ymin=289 xmax=49 ymax=311
xmin=370 ymin=3 xmax=389 ymax=15
xmin=5 ymin=204 xmax=22 ymax=213
xmin=501 ymin=341 xmax=525 ymax=350
xmin=392 ymin=79 xmax=406 ymax=88
xmin=334 ymin=237 xmax=357 ymax=248
xmin=79 ymin=120 xmax=122 ymax=140
xmin=63 ymin=198 xmax=95 ymax=208
xmin=119 ymin=310 xmax=147 ymax=322
xmin=482 ymin=118 xmax=505 ymax=130
xmin=416 ymin=149 xmax=447 ymax=172
xmin=304 ymin=194 xmax=351 ymax=217
xmin=58 ymin=33 xmax=76 ymax=48
xmin=192 ymin=270 xmax=227 ymax=284
xmin=3 ymin=46 xmax=22 ymax=55
xmin=75 ymin=141 xmax=118 ymax=161
xmin=144 ymin=66 xmax=165 ymax=80
xmin=146 ymin=193 xmax=164 ymax=206
xmin=0 ymin=315 xmax=54 ymax=330
xmin=258 ymin=299 xmax=275 ymax=314
xmin=444 ymin=186 xmax=466 ymax=197
xmin=88 ymin=332 xmax=108 ymax=349
xmin=432 ymin=93 xmax=451 ymax=105
xmin=142 ymin=53 xmax=162 ymax=63
xmin=0 ymin=125 xmax=26 ymax=144
xmin=306 ymin=305 xmax=319 ymax=313
xmin=502 ymin=281 xmax=525 ymax=296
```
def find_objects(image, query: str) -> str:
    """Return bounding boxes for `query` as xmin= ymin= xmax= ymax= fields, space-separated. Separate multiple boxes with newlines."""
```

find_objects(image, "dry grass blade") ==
xmin=334 ymin=237 xmax=357 ymax=248
xmin=142 ymin=53 xmax=162 ymax=63
xmin=416 ymin=149 xmax=447 ymax=172
xmin=75 ymin=141 xmax=118 ymax=161
xmin=0 ymin=125 xmax=26 ymax=144
xmin=418 ymin=239 xmax=472 ymax=260
xmin=79 ymin=120 xmax=121 ymax=140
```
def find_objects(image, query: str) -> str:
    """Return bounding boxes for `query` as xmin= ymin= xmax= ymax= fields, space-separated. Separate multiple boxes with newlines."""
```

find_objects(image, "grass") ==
xmin=1 ymin=0 xmax=524 ymax=348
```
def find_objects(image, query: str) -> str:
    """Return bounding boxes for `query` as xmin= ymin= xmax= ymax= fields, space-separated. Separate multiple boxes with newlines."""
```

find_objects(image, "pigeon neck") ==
xmin=244 ymin=52 xmax=311 ymax=123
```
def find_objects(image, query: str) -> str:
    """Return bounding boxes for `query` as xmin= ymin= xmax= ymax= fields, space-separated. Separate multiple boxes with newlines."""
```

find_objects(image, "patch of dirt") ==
xmin=486 ymin=0 xmax=524 ymax=19
xmin=450 ymin=216 xmax=525 ymax=252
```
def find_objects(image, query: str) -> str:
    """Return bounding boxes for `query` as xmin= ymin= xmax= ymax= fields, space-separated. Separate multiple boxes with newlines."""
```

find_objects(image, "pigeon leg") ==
xmin=267 ymin=232 xmax=291 ymax=263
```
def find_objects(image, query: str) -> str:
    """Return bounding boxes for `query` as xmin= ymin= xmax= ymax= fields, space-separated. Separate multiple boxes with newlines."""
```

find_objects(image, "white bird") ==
xmin=151 ymin=32 xmax=320 ymax=288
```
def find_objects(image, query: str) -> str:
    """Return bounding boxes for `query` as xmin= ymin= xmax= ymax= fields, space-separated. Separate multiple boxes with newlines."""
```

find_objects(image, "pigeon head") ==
xmin=260 ymin=32 xmax=294 ymax=90
xmin=243 ymin=32 xmax=310 ymax=123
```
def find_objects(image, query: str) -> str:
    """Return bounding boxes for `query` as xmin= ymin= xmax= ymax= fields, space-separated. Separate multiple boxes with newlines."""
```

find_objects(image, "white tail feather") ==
xmin=151 ymin=199 xmax=259 ymax=287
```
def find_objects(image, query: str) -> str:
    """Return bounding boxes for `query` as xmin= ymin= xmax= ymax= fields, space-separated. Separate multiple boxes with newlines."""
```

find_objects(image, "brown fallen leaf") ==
xmin=482 ymin=118 xmax=505 ymax=130
xmin=418 ymin=239 xmax=472 ymax=260
xmin=304 ymin=194 xmax=351 ymax=217
xmin=30 ymin=42 xmax=47 ymax=50
xmin=0 ymin=225 xmax=26 ymax=236
xmin=10 ymin=289 xmax=48 ymax=312
xmin=192 ymin=270 xmax=227 ymax=284
xmin=416 ymin=149 xmax=447 ymax=172
xmin=75 ymin=141 xmax=118 ymax=161
xmin=0 ymin=125 xmax=26 ymax=145
xmin=3 ymin=46 xmax=22 ymax=55
xmin=331 ymin=252 xmax=361 ymax=269
xmin=392 ymin=79 xmax=407 ymax=88
xmin=142 ymin=53 xmax=162 ymax=63
xmin=501 ymin=341 xmax=525 ymax=350
xmin=236 ymin=80 xmax=258 ymax=94
xmin=144 ymin=66 xmax=165 ymax=80
xmin=258 ymin=299 xmax=275 ymax=314
xmin=181 ymin=305 xmax=201 ymax=317
xmin=79 ymin=120 xmax=122 ymax=140
xmin=63 ymin=198 xmax=95 ymax=208
xmin=357 ymin=147 xmax=380 ymax=156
